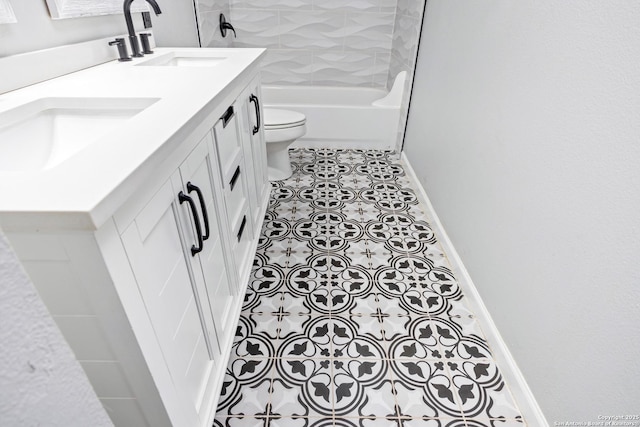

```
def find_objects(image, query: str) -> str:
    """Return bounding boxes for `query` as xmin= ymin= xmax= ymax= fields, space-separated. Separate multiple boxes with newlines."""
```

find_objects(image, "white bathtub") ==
xmin=261 ymin=72 xmax=406 ymax=151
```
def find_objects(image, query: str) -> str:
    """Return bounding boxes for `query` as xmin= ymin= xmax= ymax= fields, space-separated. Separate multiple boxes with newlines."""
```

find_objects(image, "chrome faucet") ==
xmin=123 ymin=0 xmax=162 ymax=58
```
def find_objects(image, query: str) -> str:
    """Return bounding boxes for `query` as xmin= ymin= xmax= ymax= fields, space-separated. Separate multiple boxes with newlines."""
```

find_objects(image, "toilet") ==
xmin=264 ymin=108 xmax=307 ymax=180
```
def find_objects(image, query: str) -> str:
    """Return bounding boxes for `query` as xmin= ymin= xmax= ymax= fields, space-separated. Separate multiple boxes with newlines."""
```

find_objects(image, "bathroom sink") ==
xmin=136 ymin=52 xmax=227 ymax=67
xmin=0 ymin=97 xmax=158 ymax=172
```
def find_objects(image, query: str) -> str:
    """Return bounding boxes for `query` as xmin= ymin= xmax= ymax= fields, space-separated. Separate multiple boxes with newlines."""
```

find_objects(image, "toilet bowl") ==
xmin=264 ymin=108 xmax=307 ymax=180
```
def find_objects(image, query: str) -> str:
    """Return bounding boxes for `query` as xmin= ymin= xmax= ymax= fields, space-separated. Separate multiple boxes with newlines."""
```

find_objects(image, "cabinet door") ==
xmin=178 ymin=136 xmax=237 ymax=350
xmin=121 ymin=174 xmax=217 ymax=427
xmin=239 ymin=77 xmax=269 ymax=228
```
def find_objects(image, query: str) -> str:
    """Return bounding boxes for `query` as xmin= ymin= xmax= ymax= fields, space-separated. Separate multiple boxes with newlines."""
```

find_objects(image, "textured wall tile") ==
xmin=213 ymin=0 xmax=424 ymax=88
xmin=199 ymin=10 xmax=234 ymax=47
xmin=195 ymin=0 xmax=231 ymax=47
xmin=387 ymin=52 xmax=406 ymax=89
xmin=279 ymin=11 xmax=347 ymax=50
xmin=391 ymin=14 xmax=420 ymax=67
xmin=259 ymin=49 xmax=314 ymax=85
xmin=197 ymin=0 xmax=231 ymax=13
xmin=312 ymin=51 xmax=376 ymax=86
xmin=230 ymin=9 xmax=280 ymax=48
xmin=344 ymin=12 xmax=394 ymax=52
xmin=313 ymin=0 xmax=378 ymax=13
xmin=379 ymin=0 xmax=398 ymax=14
xmin=373 ymin=52 xmax=392 ymax=88
xmin=231 ymin=0 xmax=312 ymax=10
xmin=397 ymin=0 xmax=424 ymax=18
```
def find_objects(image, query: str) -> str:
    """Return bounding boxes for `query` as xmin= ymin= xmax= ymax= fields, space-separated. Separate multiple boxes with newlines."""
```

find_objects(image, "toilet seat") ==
xmin=264 ymin=109 xmax=306 ymax=130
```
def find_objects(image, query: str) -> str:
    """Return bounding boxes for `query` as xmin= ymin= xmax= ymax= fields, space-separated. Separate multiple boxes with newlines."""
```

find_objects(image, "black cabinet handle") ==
xmin=229 ymin=166 xmax=241 ymax=191
xmin=186 ymin=182 xmax=210 ymax=241
xmin=222 ymin=105 xmax=235 ymax=128
xmin=179 ymin=191 xmax=204 ymax=256
xmin=237 ymin=215 xmax=247 ymax=242
xmin=250 ymin=94 xmax=261 ymax=135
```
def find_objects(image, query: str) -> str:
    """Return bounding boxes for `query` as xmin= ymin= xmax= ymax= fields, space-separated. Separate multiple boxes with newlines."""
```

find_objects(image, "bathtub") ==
xmin=261 ymin=72 xmax=406 ymax=151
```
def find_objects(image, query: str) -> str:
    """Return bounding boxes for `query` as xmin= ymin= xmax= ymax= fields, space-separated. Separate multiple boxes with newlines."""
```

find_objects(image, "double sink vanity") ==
xmin=0 ymin=46 xmax=269 ymax=426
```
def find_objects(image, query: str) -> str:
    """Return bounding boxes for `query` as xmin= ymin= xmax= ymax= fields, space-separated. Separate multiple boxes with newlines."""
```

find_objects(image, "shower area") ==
xmin=190 ymin=0 xmax=426 ymax=151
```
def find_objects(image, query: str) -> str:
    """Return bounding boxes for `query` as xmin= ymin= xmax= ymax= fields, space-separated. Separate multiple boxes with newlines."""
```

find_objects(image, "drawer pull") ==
xmin=178 ymin=191 xmax=203 ymax=256
xmin=229 ymin=165 xmax=241 ymax=191
xmin=250 ymin=94 xmax=261 ymax=135
xmin=186 ymin=182 xmax=210 ymax=241
xmin=222 ymin=105 xmax=235 ymax=128
xmin=237 ymin=215 xmax=247 ymax=242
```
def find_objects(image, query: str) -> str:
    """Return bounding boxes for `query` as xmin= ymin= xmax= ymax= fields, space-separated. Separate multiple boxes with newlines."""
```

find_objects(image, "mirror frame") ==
xmin=45 ymin=0 xmax=147 ymax=20
xmin=0 ymin=0 xmax=17 ymax=24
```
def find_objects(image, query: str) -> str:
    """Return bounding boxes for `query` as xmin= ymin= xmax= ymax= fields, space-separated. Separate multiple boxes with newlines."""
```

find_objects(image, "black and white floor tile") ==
xmin=214 ymin=149 xmax=526 ymax=427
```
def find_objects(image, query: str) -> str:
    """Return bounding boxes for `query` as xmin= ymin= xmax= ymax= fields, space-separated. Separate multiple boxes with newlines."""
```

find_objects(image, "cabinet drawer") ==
xmin=213 ymin=105 xmax=242 ymax=185
xmin=224 ymin=162 xmax=248 ymax=228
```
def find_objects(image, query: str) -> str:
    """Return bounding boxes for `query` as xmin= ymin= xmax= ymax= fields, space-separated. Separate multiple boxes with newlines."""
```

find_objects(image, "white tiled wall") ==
xmin=234 ymin=5 xmax=394 ymax=87
xmin=198 ymin=0 xmax=398 ymax=87
xmin=197 ymin=0 xmax=233 ymax=47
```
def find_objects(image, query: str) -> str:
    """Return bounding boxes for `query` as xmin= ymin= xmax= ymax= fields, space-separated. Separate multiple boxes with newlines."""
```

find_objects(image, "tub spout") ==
xmin=123 ymin=0 xmax=162 ymax=58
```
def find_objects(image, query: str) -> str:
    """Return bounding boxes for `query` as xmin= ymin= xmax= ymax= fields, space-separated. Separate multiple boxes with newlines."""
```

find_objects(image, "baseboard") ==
xmin=400 ymin=152 xmax=549 ymax=426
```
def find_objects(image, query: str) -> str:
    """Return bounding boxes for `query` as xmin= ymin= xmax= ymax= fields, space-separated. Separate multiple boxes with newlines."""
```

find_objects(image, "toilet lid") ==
xmin=264 ymin=108 xmax=306 ymax=129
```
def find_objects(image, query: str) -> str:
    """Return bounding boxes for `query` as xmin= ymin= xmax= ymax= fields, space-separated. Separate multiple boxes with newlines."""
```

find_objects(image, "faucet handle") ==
xmin=219 ymin=13 xmax=237 ymax=38
xmin=108 ymin=38 xmax=132 ymax=62
xmin=140 ymin=33 xmax=154 ymax=55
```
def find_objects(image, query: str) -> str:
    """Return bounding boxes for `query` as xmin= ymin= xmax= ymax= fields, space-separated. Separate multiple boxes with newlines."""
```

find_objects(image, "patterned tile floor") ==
xmin=214 ymin=149 xmax=526 ymax=427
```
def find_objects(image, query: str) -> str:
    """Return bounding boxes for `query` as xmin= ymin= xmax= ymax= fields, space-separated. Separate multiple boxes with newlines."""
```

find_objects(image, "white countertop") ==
xmin=0 ymin=47 xmax=266 ymax=231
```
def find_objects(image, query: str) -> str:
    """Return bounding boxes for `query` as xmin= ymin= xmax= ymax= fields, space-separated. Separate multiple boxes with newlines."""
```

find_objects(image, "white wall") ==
xmin=152 ymin=0 xmax=199 ymax=48
xmin=0 ymin=0 xmax=147 ymax=57
xmin=0 ymin=231 xmax=112 ymax=426
xmin=404 ymin=0 xmax=640 ymax=422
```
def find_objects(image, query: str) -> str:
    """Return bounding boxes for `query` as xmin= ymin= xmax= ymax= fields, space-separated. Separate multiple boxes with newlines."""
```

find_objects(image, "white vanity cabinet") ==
xmin=3 ymin=66 xmax=269 ymax=427
xmin=119 ymin=134 xmax=233 ymax=427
